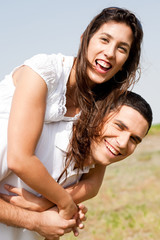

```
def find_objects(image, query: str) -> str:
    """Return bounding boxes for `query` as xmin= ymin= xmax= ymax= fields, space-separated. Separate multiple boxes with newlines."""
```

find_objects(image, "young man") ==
xmin=0 ymin=92 xmax=152 ymax=239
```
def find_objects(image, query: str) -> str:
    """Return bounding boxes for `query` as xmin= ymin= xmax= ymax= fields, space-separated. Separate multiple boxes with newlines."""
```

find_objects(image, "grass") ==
xmin=61 ymin=127 xmax=160 ymax=240
xmin=148 ymin=123 xmax=160 ymax=135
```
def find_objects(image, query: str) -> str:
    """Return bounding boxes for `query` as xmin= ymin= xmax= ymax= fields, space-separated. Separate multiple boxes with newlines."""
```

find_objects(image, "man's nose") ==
xmin=117 ymin=133 xmax=130 ymax=153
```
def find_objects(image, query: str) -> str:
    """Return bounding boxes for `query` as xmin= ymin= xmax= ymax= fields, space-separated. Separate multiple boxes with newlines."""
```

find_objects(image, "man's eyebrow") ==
xmin=100 ymin=33 xmax=131 ymax=48
xmin=115 ymin=119 xmax=129 ymax=130
xmin=115 ymin=120 xmax=142 ymax=143
xmin=134 ymin=135 xmax=142 ymax=144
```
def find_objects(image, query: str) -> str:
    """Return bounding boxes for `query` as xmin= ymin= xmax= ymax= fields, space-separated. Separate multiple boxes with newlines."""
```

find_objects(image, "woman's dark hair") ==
xmin=76 ymin=7 xmax=143 ymax=103
xmin=58 ymin=7 xmax=143 ymax=182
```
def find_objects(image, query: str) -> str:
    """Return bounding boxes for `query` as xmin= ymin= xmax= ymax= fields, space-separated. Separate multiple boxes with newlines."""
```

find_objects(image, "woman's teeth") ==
xmin=96 ymin=60 xmax=111 ymax=70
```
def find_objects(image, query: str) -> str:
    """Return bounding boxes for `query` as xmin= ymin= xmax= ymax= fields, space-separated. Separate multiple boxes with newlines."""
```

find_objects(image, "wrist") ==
xmin=26 ymin=212 xmax=41 ymax=232
xmin=58 ymin=194 xmax=73 ymax=210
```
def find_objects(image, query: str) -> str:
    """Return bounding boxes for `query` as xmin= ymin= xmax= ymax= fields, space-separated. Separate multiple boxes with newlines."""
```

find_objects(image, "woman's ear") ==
xmin=80 ymin=34 xmax=83 ymax=42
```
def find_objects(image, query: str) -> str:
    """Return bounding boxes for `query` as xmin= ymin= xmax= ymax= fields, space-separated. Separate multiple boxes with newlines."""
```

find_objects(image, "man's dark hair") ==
xmin=113 ymin=91 xmax=153 ymax=133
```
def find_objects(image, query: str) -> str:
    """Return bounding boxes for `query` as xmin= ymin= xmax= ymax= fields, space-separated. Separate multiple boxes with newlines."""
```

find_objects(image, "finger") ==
xmin=67 ymin=219 xmax=76 ymax=228
xmin=78 ymin=204 xmax=88 ymax=214
xmin=63 ymin=227 xmax=73 ymax=234
xmin=79 ymin=211 xmax=87 ymax=222
xmin=76 ymin=217 xmax=84 ymax=229
xmin=4 ymin=184 xmax=22 ymax=195
xmin=0 ymin=193 xmax=13 ymax=203
xmin=72 ymin=226 xmax=79 ymax=237
xmin=44 ymin=238 xmax=59 ymax=240
xmin=78 ymin=204 xmax=87 ymax=222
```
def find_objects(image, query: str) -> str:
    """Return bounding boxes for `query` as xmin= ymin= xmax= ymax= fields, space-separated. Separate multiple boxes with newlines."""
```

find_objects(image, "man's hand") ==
xmin=34 ymin=207 xmax=77 ymax=239
xmin=0 ymin=185 xmax=88 ymax=238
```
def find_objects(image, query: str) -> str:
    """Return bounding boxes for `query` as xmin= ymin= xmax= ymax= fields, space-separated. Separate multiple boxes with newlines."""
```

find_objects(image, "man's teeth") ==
xmin=96 ymin=60 xmax=111 ymax=69
xmin=105 ymin=141 xmax=119 ymax=155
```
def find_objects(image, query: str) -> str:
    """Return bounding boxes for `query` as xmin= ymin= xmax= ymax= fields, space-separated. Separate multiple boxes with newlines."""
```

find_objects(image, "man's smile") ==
xmin=104 ymin=139 xmax=120 ymax=156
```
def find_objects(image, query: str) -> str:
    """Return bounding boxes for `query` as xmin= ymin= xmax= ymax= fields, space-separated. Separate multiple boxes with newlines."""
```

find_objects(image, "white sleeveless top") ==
xmin=0 ymin=53 xmax=79 ymax=122
xmin=0 ymin=54 xmax=94 ymax=239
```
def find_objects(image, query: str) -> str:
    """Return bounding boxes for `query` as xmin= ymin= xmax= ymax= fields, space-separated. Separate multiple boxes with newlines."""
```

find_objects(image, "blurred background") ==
xmin=0 ymin=0 xmax=159 ymax=124
xmin=0 ymin=2 xmax=159 ymax=239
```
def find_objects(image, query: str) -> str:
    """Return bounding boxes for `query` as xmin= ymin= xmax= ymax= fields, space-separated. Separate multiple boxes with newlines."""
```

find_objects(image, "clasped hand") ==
xmin=0 ymin=184 xmax=87 ymax=239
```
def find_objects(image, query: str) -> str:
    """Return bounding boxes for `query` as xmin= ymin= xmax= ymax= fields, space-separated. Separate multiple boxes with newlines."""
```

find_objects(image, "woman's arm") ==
xmin=0 ymin=186 xmax=87 ymax=235
xmin=1 ymin=164 xmax=106 ymax=211
xmin=7 ymin=66 xmax=77 ymax=219
xmin=66 ymin=164 xmax=106 ymax=204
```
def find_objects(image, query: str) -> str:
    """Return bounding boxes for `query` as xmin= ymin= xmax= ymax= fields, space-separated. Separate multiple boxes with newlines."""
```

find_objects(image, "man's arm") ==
xmin=0 ymin=197 xmax=76 ymax=239
xmin=0 ymin=197 xmax=36 ymax=229
xmin=0 ymin=164 xmax=106 ymax=211
xmin=66 ymin=164 xmax=106 ymax=204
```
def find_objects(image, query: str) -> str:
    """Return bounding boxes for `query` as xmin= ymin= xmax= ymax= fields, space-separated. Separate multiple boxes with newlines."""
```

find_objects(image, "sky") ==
xmin=0 ymin=0 xmax=159 ymax=124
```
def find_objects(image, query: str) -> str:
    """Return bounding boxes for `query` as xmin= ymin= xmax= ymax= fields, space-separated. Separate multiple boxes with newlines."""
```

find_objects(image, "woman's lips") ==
xmin=95 ymin=59 xmax=112 ymax=72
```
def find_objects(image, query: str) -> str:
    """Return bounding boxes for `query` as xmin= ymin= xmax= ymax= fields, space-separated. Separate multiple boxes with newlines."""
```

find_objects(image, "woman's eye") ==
xmin=118 ymin=46 xmax=128 ymax=53
xmin=101 ymin=38 xmax=109 ymax=43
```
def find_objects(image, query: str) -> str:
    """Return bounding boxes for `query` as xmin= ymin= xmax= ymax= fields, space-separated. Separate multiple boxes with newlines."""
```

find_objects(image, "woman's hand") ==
xmin=0 ymin=184 xmax=53 ymax=211
xmin=0 ymin=184 xmax=87 ymax=237
xmin=0 ymin=184 xmax=87 ymax=228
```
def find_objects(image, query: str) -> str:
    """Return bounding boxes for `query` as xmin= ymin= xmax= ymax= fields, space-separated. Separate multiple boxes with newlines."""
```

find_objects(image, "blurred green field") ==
xmin=148 ymin=123 xmax=160 ymax=135
xmin=62 ymin=124 xmax=160 ymax=240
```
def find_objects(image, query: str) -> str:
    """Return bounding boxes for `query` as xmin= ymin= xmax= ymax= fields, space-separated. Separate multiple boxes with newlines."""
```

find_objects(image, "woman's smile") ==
xmin=95 ymin=59 xmax=112 ymax=74
xmin=87 ymin=21 xmax=133 ymax=86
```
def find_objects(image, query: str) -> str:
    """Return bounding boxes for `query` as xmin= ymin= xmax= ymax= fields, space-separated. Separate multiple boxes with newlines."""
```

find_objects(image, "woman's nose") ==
xmin=104 ymin=44 xmax=115 ymax=59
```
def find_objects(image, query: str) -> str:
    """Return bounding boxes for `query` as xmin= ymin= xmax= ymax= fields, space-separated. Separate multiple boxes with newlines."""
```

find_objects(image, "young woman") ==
xmin=0 ymin=7 xmax=143 ymax=221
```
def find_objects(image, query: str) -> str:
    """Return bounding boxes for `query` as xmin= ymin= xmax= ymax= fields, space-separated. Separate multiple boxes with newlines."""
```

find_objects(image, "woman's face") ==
xmin=87 ymin=21 xmax=133 ymax=86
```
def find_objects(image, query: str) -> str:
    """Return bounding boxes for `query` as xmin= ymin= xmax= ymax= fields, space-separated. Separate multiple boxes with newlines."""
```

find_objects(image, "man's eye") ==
xmin=130 ymin=136 xmax=138 ymax=144
xmin=115 ymin=123 xmax=123 ymax=130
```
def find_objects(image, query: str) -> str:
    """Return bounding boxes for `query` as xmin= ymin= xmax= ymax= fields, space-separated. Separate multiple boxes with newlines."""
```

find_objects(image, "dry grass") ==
xmin=62 ymin=125 xmax=160 ymax=240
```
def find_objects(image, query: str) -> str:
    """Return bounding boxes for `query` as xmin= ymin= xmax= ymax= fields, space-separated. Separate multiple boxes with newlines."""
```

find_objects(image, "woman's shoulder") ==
xmin=24 ymin=53 xmax=73 ymax=70
xmin=23 ymin=53 xmax=74 ymax=89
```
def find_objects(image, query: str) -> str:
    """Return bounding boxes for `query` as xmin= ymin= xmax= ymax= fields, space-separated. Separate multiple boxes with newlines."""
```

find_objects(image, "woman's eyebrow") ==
xmin=100 ymin=33 xmax=131 ymax=48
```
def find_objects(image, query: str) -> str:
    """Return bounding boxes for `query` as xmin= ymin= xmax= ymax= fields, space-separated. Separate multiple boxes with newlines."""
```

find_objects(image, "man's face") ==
xmin=90 ymin=105 xmax=149 ymax=166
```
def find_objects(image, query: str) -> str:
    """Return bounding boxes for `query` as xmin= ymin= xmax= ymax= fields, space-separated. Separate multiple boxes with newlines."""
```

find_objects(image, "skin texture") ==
xmin=8 ymin=66 xmax=77 ymax=219
xmin=0 ymin=198 xmax=77 ymax=240
xmin=0 ymin=165 xmax=106 ymax=212
xmin=87 ymin=21 xmax=133 ymax=86
xmin=90 ymin=105 xmax=149 ymax=166
xmin=0 ymin=104 xmax=149 ymax=240
xmin=2 ymin=105 xmax=149 ymax=215
xmin=7 ymin=20 xmax=134 ymax=222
